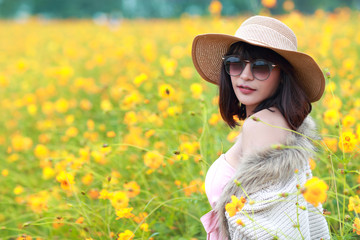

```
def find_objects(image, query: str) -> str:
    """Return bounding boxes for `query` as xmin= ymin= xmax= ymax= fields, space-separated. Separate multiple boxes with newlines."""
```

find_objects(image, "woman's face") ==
xmin=230 ymin=60 xmax=281 ymax=115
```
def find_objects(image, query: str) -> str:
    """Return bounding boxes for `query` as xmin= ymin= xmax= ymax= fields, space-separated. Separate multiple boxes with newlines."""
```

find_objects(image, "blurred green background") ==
xmin=0 ymin=0 xmax=359 ymax=19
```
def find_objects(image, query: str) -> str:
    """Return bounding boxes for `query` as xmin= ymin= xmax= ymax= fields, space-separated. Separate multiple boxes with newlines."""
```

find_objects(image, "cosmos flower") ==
xmin=302 ymin=177 xmax=328 ymax=207
xmin=225 ymin=195 xmax=246 ymax=217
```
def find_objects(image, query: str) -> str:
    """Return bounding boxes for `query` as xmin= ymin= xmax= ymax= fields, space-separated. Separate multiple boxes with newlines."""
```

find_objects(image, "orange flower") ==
xmin=81 ymin=173 xmax=93 ymax=186
xmin=53 ymin=217 xmax=64 ymax=229
xmin=16 ymin=234 xmax=32 ymax=240
xmin=75 ymin=216 xmax=84 ymax=224
xmin=322 ymin=137 xmax=338 ymax=152
xmin=225 ymin=195 xmax=246 ymax=217
xmin=262 ymin=0 xmax=277 ymax=8
xmin=124 ymin=181 xmax=140 ymax=198
xmin=302 ymin=177 xmax=328 ymax=207
xmin=308 ymin=158 xmax=316 ymax=170
xmin=236 ymin=219 xmax=245 ymax=226
xmin=106 ymin=131 xmax=116 ymax=138
xmin=354 ymin=218 xmax=360 ymax=235
xmin=133 ymin=212 xmax=148 ymax=224
xmin=348 ymin=195 xmax=360 ymax=213
xmin=209 ymin=0 xmax=222 ymax=16
xmin=27 ymin=190 xmax=49 ymax=213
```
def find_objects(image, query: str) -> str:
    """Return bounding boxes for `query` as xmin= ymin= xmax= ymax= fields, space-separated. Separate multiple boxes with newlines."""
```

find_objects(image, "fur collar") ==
xmin=214 ymin=116 xmax=318 ymax=238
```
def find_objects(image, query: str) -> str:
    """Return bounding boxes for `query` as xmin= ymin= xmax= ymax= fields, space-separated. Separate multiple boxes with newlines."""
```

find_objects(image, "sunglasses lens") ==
xmin=252 ymin=60 xmax=271 ymax=80
xmin=224 ymin=56 xmax=244 ymax=76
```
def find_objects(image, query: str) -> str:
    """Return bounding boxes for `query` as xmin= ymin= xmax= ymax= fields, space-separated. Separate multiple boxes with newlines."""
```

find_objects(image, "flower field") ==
xmin=0 ymin=8 xmax=360 ymax=240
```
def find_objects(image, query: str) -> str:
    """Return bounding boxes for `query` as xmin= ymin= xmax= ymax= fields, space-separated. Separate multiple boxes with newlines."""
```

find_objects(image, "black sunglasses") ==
xmin=222 ymin=55 xmax=277 ymax=81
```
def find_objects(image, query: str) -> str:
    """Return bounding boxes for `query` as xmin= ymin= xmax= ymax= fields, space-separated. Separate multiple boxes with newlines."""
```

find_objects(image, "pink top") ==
xmin=201 ymin=154 xmax=236 ymax=239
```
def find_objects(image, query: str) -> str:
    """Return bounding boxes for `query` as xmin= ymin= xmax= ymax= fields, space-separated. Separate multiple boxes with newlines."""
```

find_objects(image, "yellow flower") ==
xmin=124 ymin=111 xmax=137 ymax=125
xmin=98 ymin=189 xmax=111 ymax=200
xmin=180 ymin=141 xmax=199 ymax=155
xmin=158 ymin=83 xmax=175 ymax=99
xmin=342 ymin=114 xmax=356 ymax=128
xmin=34 ymin=144 xmax=49 ymax=159
xmin=144 ymin=150 xmax=163 ymax=169
xmin=323 ymin=109 xmax=340 ymax=126
xmin=56 ymin=171 xmax=75 ymax=191
xmin=354 ymin=217 xmax=360 ymax=235
xmin=348 ymin=195 xmax=360 ymax=213
xmin=167 ymin=105 xmax=182 ymax=116
xmin=117 ymin=230 xmax=134 ymax=240
xmin=2 ymin=169 xmax=9 ymax=177
xmin=115 ymin=207 xmax=135 ymax=219
xmin=65 ymin=126 xmax=79 ymax=138
xmin=100 ymin=99 xmax=113 ymax=112
xmin=91 ymin=150 xmax=107 ymax=164
xmin=227 ymin=130 xmax=240 ymax=143
xmin=42 ymin=167 xmax=55 ymax=179
xmin=110 ymin=191 xmax=129 ymax=209
xmin=338 ymin=131 xmax=357 ymax=153
xmin=190 ymin=83 xmax=203 ymax=99
xmin=225 ymin=195 xmax=246 ymax=217
xmin=161 ymin=58 xmax=177 ymax=76
xmin=27 ymin=104 xmax=37 ymax=116
xmin=13 ymin=185 xmax=24 ymax=195
xmin=133 ymin=73 xmax=148 ymax=87
xmin=140 ymin=223 xmax=149 ymax=232
xmin=302 ymin=177 xmax=328 ymax=207
xmin=55 ymin=98 xmax=69 ymax=113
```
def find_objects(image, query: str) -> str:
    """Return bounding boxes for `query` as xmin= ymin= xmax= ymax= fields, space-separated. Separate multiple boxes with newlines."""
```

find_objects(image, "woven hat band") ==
xmin=235 ymin=25 xmax=297 ymax=51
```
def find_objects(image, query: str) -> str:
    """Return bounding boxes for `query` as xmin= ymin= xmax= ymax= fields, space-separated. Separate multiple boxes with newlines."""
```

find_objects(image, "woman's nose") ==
xmin=240 ymin=63 xmax=253 ymax=81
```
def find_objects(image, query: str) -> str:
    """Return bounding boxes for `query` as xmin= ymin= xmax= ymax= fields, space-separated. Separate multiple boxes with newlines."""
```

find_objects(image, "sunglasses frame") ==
xmin=222 ymin=55 xmax=277 ymax=81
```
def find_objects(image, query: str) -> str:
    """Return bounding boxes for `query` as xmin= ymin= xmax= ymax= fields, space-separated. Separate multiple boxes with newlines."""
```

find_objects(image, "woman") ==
xmin=192 ymin=16 xmax=330 ymax=239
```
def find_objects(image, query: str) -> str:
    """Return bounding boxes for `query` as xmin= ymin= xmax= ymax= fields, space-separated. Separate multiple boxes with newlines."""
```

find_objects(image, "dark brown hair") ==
xmin=219 ymin=42 xmax=312 ymax=130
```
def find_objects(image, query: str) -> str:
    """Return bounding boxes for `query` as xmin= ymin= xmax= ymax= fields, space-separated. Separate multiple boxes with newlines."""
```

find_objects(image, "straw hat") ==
xmin=191 ymin=15 xmax=325 ymax=102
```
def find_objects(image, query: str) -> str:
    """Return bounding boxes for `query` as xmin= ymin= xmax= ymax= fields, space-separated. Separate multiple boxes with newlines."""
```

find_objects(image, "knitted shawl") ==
xmin=214 ymin=117 xmax=330 ymax=239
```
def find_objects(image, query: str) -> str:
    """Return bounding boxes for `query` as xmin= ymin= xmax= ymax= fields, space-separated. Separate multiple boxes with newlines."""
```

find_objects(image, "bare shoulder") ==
xmin=241 ymin=108 xmax=291 ymax=156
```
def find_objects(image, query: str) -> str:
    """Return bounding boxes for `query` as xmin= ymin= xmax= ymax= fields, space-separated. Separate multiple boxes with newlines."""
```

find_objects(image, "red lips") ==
xmin=238 ymin=85 xmax=256 ymax=94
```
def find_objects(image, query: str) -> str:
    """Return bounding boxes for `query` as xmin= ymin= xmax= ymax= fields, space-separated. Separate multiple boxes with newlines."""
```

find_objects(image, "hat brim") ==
xmin=192 ymin=33 xmax=325 ymax=102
